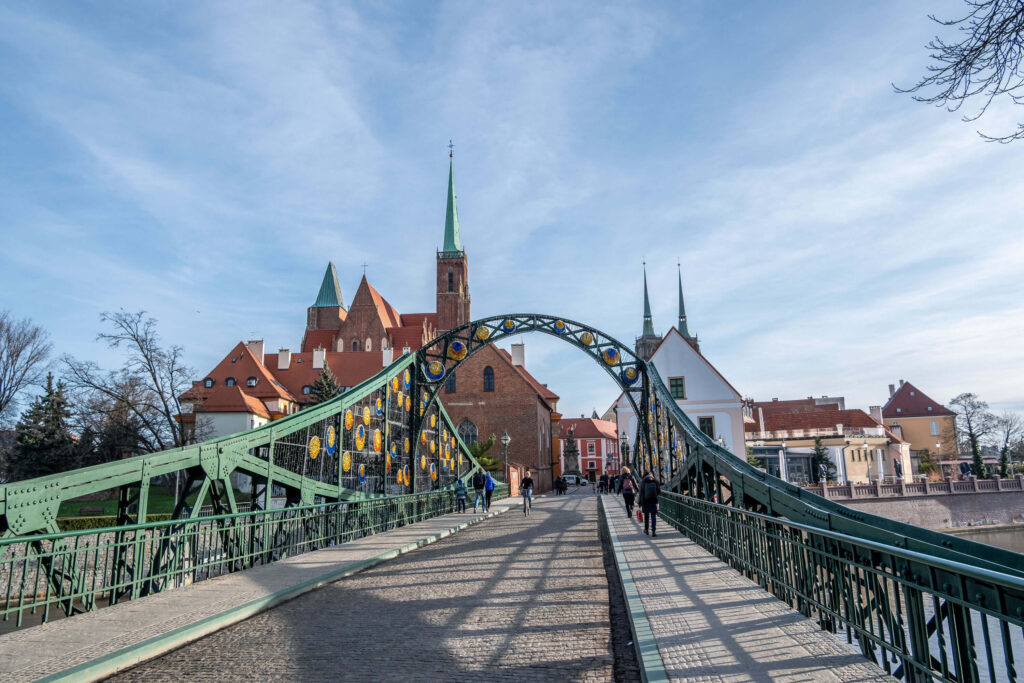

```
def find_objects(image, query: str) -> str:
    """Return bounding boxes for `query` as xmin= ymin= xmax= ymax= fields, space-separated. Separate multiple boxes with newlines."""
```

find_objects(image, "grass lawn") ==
xmin=58 ymin=489 xmax=252 ymax=518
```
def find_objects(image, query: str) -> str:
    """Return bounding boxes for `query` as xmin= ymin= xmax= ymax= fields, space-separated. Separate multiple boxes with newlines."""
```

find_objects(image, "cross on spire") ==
xmin=361 ymin=262 xmax=369 ymax=275
xmin=448 ymin=139 xmax=454 ymax=158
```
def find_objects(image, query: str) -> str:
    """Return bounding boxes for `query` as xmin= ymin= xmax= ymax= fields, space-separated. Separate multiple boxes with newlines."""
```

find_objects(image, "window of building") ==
xmin=302 ymin=386 xmax=312 ymax=395
xmin=225 ymin=377 xmax=236 ymax=387
xmin=352 ymin=340 xmax=359 ymax=352
xmin=910 ymin=391 xmax=915 ymax=396
xmin=896 ymin=408 xmax=902 ymax=413
xmin=483 ymin=366 xmax=495 ymax=392
xmin=930 ymin=420 xmax=940 ymax=436
xmin=669 ymin=377 xmax=686 ymax=399
xmin=448 ymin=268 xmax=454 ymax=292
xmin=457 ymin=419 xmax=478 ymax=444
xmin=587 ymin=461 xmax=597 ymax=470
xmin=365 ymin=337 xmax=372 ymax=351
xmin=588 ymin=442 xmax=596 ymax=454
xmin=698 ymin=417 xmax=715 ymax=439
xmin=247 ymin=376 xmax=258 ymax=387
xmin=203 ymin=378 xmax=214 ymax=388
xmin=444 ymin=373 xmax=456 ymax=394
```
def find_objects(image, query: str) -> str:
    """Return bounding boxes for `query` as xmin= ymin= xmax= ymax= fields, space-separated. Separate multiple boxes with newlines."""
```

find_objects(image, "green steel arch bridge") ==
xmin=2 ymin=313 xmax=1023 ymax=682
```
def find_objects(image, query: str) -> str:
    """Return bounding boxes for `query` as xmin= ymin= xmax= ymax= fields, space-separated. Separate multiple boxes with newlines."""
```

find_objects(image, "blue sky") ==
xmin=2 ymin=1 xmax=1022 ymax=424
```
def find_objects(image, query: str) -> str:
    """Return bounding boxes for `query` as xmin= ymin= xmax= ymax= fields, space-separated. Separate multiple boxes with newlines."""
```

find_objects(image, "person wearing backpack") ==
xmin=454 ymin=479 xmax=468 ymax=513
xmin=484 ymin=471 xmax=496 ymax=510
xmin=472 ymin=469 xmax=487 ymax=512
xmin=620 ymin=466 xmax=638 ymax=518
xmin=638 ymin=470 xmax=661 ymax=536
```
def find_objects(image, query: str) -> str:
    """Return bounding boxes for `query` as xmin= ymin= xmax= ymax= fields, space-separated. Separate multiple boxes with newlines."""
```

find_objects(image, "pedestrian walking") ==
xmin=521 ymin=470 xmax=534 ymax=515
xmin=472 ymin=469 xmax=487 ymax=512
xmin=639 ymin=470 xmax=661 ymax=537
xmin=454 ymin=479 xmax=468 ymax=513
xmin=484 ymin=471 xmax=496 ymax=510
xmin=620 ymin=466 xmax=638 ymax=518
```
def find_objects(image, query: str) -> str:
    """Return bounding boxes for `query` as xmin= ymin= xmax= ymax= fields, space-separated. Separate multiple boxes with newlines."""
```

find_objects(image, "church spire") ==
xmin=312 ymin=262 xmax=344 ymax=309
xmin=642 ymin=262 xmax=655 ymax=337
xmin=443 ymin=141 xmax=462 ymax=253
xmin=677 ymin=262 xmax=691 ymax=339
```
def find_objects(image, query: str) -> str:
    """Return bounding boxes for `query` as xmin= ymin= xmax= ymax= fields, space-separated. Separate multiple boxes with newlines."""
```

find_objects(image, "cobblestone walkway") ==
xmin=112 ymin=492 xmax=617 ymax=682
xmin=602 ymin=498 xmax=893 ymax=682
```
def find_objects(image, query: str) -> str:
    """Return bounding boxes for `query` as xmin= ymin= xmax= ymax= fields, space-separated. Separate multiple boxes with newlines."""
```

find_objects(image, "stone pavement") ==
xmin=0 ymin=498 xmax=517 ymax=682
xmin=110 ymin=489 xmax=619 ymax=682
xmin=601 ymin=497 xmax=894 ymax=682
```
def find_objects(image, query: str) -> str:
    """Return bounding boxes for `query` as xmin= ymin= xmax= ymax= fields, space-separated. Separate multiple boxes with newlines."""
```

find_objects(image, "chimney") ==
xmin=278 ymin=348 xmax=291 ymax=370
xmin=890 ymin=423 xmax=903 ymax=439
xmin=510 ymin=342 xmax=525 ymax=367
xmin=772 ymin=397 xmax=778 ymax=402
xmin=247 ymin=339 xmax=265 ymax=365
xmin=312 ymin=347 xmax=326 ymax=370
xmin=836 ymin=423 xmax=844 ymax=436
xmin=888 ymin=384 xmax=896 ymax=397
xmin=869 ymin=405 xmax=882 ymax=423
xmin=899 ymin=379 xmax=905 ymax=387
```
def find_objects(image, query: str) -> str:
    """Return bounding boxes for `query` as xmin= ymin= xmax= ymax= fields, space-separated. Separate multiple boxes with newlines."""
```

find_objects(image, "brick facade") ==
xmin=441 ymin=346 xmax=555 ymax=493
xmin=436 ymin=252 xmax=470 ymax=331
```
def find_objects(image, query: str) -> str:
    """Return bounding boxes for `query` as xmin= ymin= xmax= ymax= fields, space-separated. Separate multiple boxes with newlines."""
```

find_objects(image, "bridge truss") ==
xmin=1 ymin=313 xmax=1022 ymax=681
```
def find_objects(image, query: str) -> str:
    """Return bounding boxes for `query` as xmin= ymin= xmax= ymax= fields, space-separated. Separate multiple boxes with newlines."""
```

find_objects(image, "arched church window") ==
xmin=352 ymin=340 xmax=359 ymax=352
xmin=457 ymin=419 xmax=478 ymax=444
xmin=448 ymin=268 xmax=454 ymax=292
xmin=444 ymin=373 xmax=456 ymax=394
xmin=365 ymin=337 xmax=372 ymax=351
xmin=483 ymin=366 xmax=494 ymax=392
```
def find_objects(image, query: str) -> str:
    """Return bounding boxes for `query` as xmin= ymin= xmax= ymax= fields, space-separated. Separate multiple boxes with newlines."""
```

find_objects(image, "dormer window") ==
xmin=226 ymin=377 xmax=236 ymax=387
xmin=927 ymin=406 xmax=932 ymax=411
xmin=910 ymin=391 xmax=915 ymax=396
xmin=896 ymin=408 xmax=902 ymax=413
xmin=247 ymin=377 xmax=258 ymax=387
xmin=203 ymin=378 xmax=214 ymax=388
xmin=302 ymin=385 xmax=312 ymax=395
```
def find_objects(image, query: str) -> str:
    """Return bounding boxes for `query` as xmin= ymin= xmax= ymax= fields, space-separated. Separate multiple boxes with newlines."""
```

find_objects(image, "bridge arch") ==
xmin=413 ymin=314 xmax=653 ymax=463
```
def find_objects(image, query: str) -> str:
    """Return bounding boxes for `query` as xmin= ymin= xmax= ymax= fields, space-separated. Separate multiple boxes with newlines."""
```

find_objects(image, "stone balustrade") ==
xmin=805 ymin=474 xmax=1024 ymax=500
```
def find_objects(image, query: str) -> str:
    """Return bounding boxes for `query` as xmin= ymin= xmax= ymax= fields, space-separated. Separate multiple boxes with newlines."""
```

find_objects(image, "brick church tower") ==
xmin=436 ymin=155 xmax=470 ymax=332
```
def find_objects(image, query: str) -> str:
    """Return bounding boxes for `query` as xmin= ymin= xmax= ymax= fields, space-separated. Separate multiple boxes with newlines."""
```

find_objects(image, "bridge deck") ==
xmin=601 ymin=496 xmax=893 ymax=682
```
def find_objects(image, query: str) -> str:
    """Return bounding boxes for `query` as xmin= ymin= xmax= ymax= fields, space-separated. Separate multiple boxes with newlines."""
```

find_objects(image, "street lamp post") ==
xmin=620 ymin=431 xmax=630 ymax=471
xmin=500 ymin=431 xmax=511 ymax=485
xmin=779 ymin=438 xmax=788 ymax=482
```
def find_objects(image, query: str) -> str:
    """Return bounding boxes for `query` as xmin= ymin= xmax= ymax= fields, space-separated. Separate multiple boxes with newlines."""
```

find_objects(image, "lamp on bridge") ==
xmin=620 ymin=431 xmax=630 ymax=470
xmin=500 ymin=431 xmax=511 ymax=484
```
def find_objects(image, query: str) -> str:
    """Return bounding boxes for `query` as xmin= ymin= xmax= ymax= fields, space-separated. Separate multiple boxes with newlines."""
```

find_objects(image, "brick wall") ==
xmin=441 ymin=346 xmax=553 ymax=492
xmin=435 ymin=253 xmax=470 ymax=331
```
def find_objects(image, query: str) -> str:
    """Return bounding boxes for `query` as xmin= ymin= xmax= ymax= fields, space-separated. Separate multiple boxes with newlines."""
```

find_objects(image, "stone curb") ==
xmin=599 ymin=497 xmax=668 ymax=683
xmin=35 ymin=504 xmax=514 ymax=683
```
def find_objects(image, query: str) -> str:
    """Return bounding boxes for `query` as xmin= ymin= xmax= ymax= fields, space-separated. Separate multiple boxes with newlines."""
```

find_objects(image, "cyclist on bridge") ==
xmin=520 ymin=470 xmax=534 ymax=515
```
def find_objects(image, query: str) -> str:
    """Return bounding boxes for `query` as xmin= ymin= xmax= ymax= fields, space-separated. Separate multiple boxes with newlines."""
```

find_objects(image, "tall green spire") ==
xmin=312 ymin=262 xmax=344 ymax=308
xmin=678 ymin=263 xmax=691 ymax=339
xmin=443 ymin=154 xmax=463 ymax=253
xmin=642 ymin=263 xmax=655 ymax=337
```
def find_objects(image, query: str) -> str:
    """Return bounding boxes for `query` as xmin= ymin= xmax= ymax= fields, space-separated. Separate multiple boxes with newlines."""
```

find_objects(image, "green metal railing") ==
xmin=660 ymin=492 xmax=1024 ymax=682
xmin=0 ymin=485 xmax=508 ymax=631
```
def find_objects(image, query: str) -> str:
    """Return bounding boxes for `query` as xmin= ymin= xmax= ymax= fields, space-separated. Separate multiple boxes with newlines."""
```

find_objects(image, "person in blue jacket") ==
xmin=484 ymin=471 xmax=497 ymax=510
xmin=454 ymin=479 xmax=468 ymax=513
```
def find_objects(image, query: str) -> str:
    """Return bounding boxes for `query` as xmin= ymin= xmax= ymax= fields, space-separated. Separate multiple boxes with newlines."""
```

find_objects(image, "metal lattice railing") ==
xmin=660 ymin=492 xmax=1024 ymax=682
xmin=0 ymin=486 xmax=508 ymax=631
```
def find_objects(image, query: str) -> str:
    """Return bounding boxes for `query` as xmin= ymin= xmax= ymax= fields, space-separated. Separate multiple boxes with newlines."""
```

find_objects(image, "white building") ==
xmin=608 ymin=266 xmax=749 ymax=455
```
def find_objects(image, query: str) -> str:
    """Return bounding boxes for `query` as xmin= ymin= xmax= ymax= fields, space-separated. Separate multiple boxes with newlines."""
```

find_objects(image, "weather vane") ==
xmin=448 ymin=139 xmax=454 ymax=158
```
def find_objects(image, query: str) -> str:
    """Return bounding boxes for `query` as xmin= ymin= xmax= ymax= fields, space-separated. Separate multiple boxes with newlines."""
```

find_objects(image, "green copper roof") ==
xmin=443 ymin=159 xmax=463 ymax=253
xmin=642 ymin=265 xmax=656 ymax=337
xmin=678 ymin=265 xmax=691 ymax=339
xmin=312 ymin=262 xmax=345 ymax=308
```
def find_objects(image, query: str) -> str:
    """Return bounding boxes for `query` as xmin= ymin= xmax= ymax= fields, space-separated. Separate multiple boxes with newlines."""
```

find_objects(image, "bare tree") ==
xmin=0 ymin=311 xmax=53 ymax=426
xmin=993 ymin=411 xmax=1023 ymax=476
xmin=896 ymin=1 xmax=1024 ymax=142
xmin=949 ymin=392 xmax=996 ymax=476
xmin=62 ymin=311 xmax=196 ymax=453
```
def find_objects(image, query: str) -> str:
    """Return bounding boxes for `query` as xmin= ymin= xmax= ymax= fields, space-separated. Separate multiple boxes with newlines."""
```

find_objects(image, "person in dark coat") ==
xmin=638 ymin=470 xmax=661 ymax=536
xmin=619 ymin=466 xmax=638 ymax=518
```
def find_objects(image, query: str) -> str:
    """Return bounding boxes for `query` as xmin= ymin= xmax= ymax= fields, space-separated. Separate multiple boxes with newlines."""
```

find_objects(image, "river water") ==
xmin=947 ymin=523 xmax=1024 ymax=553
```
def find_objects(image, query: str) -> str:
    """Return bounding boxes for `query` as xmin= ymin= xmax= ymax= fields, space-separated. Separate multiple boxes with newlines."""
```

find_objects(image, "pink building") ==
xmin=557 ymin=417 xmax=620 ymax=482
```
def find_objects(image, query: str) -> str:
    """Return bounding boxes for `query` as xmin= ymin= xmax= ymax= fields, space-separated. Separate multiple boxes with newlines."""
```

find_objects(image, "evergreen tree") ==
xmin=467 ymin=434 xmax=502 ymax=473
xmin=8 ymin=373 xmax=75 ymax=481
xmin=308 ymin=363 xmax=341 ymax=404
xmin=810 ymin=437 xmax=836 ymax=483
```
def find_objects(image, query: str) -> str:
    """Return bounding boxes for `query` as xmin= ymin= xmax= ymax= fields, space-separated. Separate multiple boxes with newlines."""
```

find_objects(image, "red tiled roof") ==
xmin=389 ymin=325 xmax=426 ymax=353
xmin=181 ymin=342 xmax=295 ymax=403
xmin=559 ymin=417 xmax=617 ymax=440
xmin=400 ymin=312 xmax=437 ymax=329
xmin=745 ymin=409 xmax=879 ymax=433
xmin=365 ymin=280 xmax=402 ymax=329
xmin=751 ymin=399 xmax=841 ymax=415
xmin=301 ymin=329 xmax=337 ymax=354
xmin=196 ymin=385 xmax=270 ymax=419
xmin=882 ymin=381 xmax=955 ymax=418
xmin=268 ymin=351 xmax=383 ymax=400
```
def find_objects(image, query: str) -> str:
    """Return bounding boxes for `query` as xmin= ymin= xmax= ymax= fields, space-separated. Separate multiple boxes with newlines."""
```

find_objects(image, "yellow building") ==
xmin=881 ymin=381 xmax=956 ymax=476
